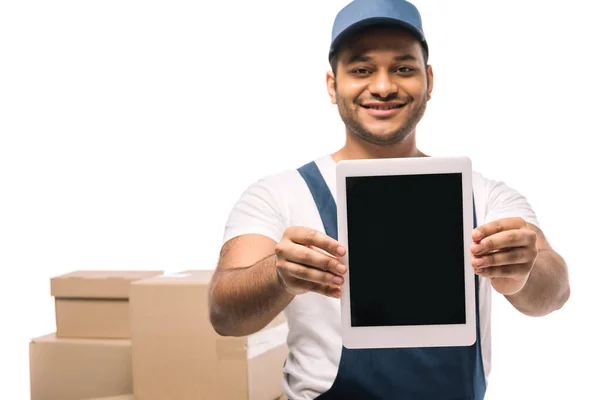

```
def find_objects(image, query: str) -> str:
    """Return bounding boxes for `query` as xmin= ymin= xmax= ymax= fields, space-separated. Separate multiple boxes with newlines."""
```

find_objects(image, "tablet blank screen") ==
xmin=345 ymin=173 xmax=466 ymax=327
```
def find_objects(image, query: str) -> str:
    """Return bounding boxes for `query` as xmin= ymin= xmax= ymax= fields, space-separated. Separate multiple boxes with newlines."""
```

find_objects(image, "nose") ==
xmin=369 ymin=71 xmax=398 ymax=99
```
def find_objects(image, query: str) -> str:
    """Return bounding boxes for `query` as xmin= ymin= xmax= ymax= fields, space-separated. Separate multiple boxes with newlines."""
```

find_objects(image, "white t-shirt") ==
xmin=222 ymin=154 xmax=540 ymax=400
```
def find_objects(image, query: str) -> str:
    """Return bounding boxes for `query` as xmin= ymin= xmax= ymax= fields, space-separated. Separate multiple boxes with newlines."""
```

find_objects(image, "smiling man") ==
xmin=207 ymin=0 xmax=571 ymax=399
xmin=328 ymin=28 xmax=430 ymax=152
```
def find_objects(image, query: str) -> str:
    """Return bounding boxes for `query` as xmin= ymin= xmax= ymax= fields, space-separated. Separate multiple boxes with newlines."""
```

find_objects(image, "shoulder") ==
xmin=236 ymin=164 xmax=306 ymax=208
xmin=222 ymin=158 xmax=324 ymax=244
xmin=472 ymin=170 xmax=540 ymax=228
xmin=241 ymin=155 xmax=332 ymax=200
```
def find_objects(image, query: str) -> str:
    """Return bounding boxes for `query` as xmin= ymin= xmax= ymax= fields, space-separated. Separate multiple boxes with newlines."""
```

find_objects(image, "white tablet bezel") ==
xmin=336 ymin=156 xmax=476 ymax=349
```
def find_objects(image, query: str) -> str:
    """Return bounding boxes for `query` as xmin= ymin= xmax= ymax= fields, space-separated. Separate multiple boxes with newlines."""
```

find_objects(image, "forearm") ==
xmin=505 ymin=249 xmax=570 ymax=316
xmin=208 ymin=254 xmax=294 ymax=336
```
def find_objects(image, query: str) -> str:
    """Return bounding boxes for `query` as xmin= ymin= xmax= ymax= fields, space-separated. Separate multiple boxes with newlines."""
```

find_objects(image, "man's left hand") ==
xmin=471 ymin=217 xmax=538 ymax=295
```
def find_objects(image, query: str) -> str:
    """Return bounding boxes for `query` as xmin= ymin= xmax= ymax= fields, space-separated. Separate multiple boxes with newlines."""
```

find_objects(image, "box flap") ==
xmin=30 ymin=333 xmax=131 ymax=347
xmin=131 ymin=270 xmax=213 ymax=286
xmin=51 ymin=270 xmax=163 ymax=299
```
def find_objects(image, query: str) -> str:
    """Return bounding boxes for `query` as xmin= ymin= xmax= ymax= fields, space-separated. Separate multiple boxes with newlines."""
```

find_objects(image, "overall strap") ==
xmin=297 ymin=161 xmax=338 ymax=240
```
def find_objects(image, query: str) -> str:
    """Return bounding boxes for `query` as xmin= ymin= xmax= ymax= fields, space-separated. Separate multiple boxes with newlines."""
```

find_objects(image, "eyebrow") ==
xmin=346 ymin=54 xmax=418 ymax=64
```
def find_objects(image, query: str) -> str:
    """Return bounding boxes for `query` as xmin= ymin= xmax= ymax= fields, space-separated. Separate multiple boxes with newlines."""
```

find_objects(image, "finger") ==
xmin=286 ymin=226 xmax=346 ymax=257
xmin=282 ymin=259 xmax=345 ymax=286
xmin=283 ymin=274 xmax=341 ymax=298
xmin=471 ymin=228 xmax=536 ymax=255
xmin=474 ymin=263 xmax=530 ymax=279
xmin=308 ymin=245 xmax=337 ymax=258
xmin=472 ymin=218 xmax=527 ymax=242
xmin=472 ymin=247 xmax=536 ymax=268
xmin=284 ymin=241 xmax=347 ymax=275
xmin=310 ymin=282 xmax=342 ymax=298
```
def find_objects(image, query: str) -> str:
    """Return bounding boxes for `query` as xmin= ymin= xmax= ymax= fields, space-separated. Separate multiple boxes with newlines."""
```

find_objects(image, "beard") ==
xmin=336 ymin=89 xmax=428 ymax=146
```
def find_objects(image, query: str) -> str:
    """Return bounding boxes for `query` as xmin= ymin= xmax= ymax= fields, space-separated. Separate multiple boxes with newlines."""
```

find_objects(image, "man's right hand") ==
xmin=274 ymin=226 xmax=347 ymax=298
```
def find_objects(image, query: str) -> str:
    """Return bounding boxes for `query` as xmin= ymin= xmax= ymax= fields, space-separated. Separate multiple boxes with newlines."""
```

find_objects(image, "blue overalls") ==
xmin=297 ymin=161 xmax=487 ymax=400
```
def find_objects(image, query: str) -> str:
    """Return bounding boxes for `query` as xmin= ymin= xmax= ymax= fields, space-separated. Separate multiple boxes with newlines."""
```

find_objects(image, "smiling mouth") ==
xmin=361 ymin=104 xmax=406 ymax=110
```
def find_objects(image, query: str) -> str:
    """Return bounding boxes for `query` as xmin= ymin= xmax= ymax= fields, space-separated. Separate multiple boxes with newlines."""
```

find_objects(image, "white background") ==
xmin=1 ymin=0 xmax=598 ymax=398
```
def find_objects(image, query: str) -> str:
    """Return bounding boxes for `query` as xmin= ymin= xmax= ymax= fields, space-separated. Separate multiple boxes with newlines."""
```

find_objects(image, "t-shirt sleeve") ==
xmin=222 ymin=177 xmax=288 ymax=245
xmin=483 ymin=178 xmax=540 ymax=229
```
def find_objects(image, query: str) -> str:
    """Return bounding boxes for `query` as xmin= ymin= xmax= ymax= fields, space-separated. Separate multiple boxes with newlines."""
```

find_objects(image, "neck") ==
xmin=332 ymin=130 xmax=427 ymax=162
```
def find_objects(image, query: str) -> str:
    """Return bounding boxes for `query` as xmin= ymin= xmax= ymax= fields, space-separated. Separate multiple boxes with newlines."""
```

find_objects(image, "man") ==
xmin=208 ymin=0 xmax=571 ymax=399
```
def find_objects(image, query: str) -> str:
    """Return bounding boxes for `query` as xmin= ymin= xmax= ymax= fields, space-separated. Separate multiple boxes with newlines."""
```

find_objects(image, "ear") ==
xmin=326 ymin=71 xmax=337 ymax=104
xmin=426 ymin=65 xmax=434 ymax=101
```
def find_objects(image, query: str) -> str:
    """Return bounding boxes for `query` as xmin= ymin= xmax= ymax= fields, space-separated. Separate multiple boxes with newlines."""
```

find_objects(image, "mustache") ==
xmin=356 ymin=94 xmax=413 ymax=105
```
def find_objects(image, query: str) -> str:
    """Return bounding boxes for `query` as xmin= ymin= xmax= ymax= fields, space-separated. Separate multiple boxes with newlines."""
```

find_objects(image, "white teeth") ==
xmin=369 ymin=105 xmax=401 ymax=110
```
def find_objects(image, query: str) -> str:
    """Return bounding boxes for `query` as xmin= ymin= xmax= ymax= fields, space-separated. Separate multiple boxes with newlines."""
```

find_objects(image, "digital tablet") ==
xmin=336 ymin=156 xmax=476 ymax=349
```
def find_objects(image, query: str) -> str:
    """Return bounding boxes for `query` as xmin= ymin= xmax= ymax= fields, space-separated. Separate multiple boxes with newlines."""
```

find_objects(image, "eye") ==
xmin=396 ymin=66 xmax=414 ymax=73
xmin=351 ymin=68 xmax=370 ymax=75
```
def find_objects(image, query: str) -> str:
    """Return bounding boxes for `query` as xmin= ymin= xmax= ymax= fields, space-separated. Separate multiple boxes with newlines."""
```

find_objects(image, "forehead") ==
xmin=338 ymin=25 xmax=422 ymax=59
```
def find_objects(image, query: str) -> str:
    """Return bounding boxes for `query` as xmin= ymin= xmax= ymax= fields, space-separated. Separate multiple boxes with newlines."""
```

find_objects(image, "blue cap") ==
xmin=329 ymin=0 xmax=427 ymax=59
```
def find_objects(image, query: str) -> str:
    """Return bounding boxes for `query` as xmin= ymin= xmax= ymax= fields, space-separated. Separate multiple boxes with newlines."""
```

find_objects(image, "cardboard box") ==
xmin=51 ymin=270 xmax=163 ymax=338
xmin=29 ymin=333 xmax=132 ymax=400
xmin=130 ymin=270 xmax=289 ymax=400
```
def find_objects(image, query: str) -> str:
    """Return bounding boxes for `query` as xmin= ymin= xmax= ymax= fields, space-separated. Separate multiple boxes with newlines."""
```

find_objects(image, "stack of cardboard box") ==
xmin=29 ymin=270 xmax=162 ymax=400
xmin=29 ymin=270 xmax=289 ymax=400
